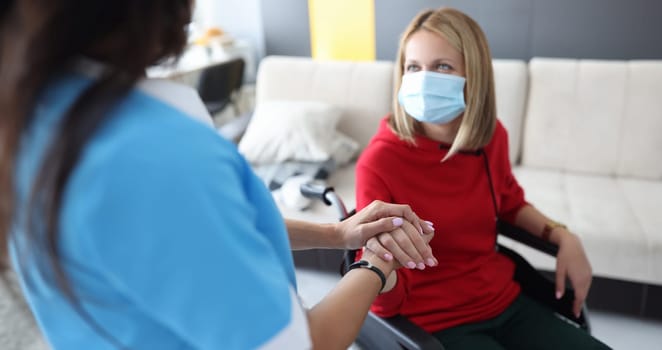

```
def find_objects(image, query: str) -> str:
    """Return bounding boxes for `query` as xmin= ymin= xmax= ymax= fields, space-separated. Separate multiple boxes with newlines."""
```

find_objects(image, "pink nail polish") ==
xmin=406 ymin=261 xmax=416 ymax=269
xmin=556 ymin=291 xmax=562 ymax=299
xmin=424 ymin=220 xmax=434 ymax=226
xmin=417 ymin=263 xmax=425 ymax=270
xmin=384 ymin=253 xmax=393 ymax=261
xmin=392 ymin=217 xmax=403 ymax=226
xmin=426 ymin=258 xmax=435 ymax=266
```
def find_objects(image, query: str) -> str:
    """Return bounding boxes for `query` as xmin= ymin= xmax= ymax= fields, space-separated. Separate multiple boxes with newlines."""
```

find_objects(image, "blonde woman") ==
xmin=355 ymin=7 xmax=610 ymax=349
xmin=0 ymin=1 xmax=436 ymax=349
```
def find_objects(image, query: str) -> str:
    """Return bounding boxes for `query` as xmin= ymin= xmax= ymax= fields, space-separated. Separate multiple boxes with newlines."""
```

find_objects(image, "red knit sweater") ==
xmin=355 ymin=117 xmax=528 ymax=333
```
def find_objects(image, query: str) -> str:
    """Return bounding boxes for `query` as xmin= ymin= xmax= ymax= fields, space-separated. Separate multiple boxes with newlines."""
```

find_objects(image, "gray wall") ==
xmin=260 ymin=0 xmax=311 ymax=57
xmin=261 ymin=0 xmax=662 ymax=61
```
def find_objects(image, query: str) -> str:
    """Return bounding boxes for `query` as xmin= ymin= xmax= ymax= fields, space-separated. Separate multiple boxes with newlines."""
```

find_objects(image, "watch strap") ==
xmin=347 ymin=260 xmax=387 ymax=292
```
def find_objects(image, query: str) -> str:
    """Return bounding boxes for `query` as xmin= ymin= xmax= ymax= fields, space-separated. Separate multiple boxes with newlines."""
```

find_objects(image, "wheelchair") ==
xmin=300 ymin=182 xmax=591 ymax=350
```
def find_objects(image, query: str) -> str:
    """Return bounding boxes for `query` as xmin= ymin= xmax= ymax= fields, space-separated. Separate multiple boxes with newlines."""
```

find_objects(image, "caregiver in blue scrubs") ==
xmin=0 ymin=1 xmax=435 ymax=349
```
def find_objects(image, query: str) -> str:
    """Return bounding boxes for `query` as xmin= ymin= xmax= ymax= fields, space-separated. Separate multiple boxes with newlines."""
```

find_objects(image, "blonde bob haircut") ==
xmin=389 ymin=7 xmax=497 ymax=159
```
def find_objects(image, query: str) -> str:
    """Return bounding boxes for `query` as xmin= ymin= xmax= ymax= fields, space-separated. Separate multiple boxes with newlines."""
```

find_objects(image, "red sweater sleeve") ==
xmin=355 ymin=163 xmax=391 ymax=210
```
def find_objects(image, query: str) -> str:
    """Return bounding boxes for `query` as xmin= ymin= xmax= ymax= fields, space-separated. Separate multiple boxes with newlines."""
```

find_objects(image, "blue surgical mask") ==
xmin=398 ymin=71 xmax=466 ymax=124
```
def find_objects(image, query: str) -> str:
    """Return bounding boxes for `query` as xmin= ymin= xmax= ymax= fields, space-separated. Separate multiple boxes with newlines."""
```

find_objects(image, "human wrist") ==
xmin=541 ymin=220 xmax=567 ymax=244
xmin=324 ymin=222 xmax=344 ymax=249
xmin=549 ymin=226 xmax=576 ymax=246
xmin=361 ymin=252 xmax=398 ymax=293
xmin=363 ymin=253 xmax=395 ymax=278
xmin=347 ymin=260 xmax=388 ymax=292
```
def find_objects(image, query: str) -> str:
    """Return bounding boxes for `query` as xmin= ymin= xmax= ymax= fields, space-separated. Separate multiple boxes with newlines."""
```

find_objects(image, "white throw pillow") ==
xmin=238 ymin=100 xmax=359 ymax=165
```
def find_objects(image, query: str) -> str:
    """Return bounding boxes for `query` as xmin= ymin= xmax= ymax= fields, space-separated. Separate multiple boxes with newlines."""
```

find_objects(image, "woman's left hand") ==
xmin=554 ymin=229 xmax=592 ymax=318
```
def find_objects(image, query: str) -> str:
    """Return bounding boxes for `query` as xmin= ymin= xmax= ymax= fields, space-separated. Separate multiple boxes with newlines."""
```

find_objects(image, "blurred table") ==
xmin=147 ymin=39 xmax=255 ymax=86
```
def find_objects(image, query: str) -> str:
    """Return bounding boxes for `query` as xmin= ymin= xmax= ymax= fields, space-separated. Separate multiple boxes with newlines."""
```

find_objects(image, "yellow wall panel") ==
xmin=308 ymin=0 xmax=375 ymax=61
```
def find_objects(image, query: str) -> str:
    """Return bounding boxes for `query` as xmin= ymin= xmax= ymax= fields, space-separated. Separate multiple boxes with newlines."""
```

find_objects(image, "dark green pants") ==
xmin=433 ymin=294 xmax=611 ymax=350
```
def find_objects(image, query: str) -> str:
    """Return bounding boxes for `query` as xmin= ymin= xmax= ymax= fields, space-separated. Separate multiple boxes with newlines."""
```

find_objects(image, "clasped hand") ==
xmin=335 ymin=200 xmax=437 ymax=270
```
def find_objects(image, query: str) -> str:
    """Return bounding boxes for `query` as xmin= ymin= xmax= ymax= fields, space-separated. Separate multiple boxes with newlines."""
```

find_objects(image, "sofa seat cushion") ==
xmin=619 ymin=178 xmax=662 ymax=284
xmin=509 ymin=166 xmax=660 ymax=285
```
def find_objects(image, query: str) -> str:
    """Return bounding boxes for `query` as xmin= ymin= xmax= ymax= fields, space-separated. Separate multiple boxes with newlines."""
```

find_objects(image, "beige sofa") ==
xmin=253 ymin=56 xmax=662 ymax=307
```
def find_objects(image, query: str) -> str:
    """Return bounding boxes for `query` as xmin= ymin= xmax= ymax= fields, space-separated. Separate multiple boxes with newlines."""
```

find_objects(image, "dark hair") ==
xmin=0 ymin=1 xmax=12 ymax=21
xmin=0 ymin=0 xmax=191 ymax=346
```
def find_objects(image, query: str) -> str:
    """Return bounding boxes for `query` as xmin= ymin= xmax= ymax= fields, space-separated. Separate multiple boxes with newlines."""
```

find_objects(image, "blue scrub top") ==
xmin=10 ymin=65 xmax=311 ymax=349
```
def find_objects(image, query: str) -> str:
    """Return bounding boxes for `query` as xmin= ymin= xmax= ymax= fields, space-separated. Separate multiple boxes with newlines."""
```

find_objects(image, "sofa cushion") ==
xmin=618 ymin=61 xmax=662 ymax=179
xmin=255 ymin=56 xmax=394 ymax=150
xmin=512 ymin=167 xmax=657 ymax=284
xmin=619 ymin=178 xmax=662 ymax=283
xmin=523 ymin=58 xmax=626 ymax=175
xmin=492 ymin=60 xmax=528 ymax=164
xmin=522 ymin=58 xmax=662 ymax=181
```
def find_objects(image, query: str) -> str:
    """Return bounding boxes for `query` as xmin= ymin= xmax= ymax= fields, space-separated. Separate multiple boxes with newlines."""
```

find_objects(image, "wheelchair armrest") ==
xmin=497 ymin=243 xmax=591 ymax=332
xmin=358 ymin=312 xmax=444 ymax=350
xmin=497 ymin=220 xmax=558 ymax=257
